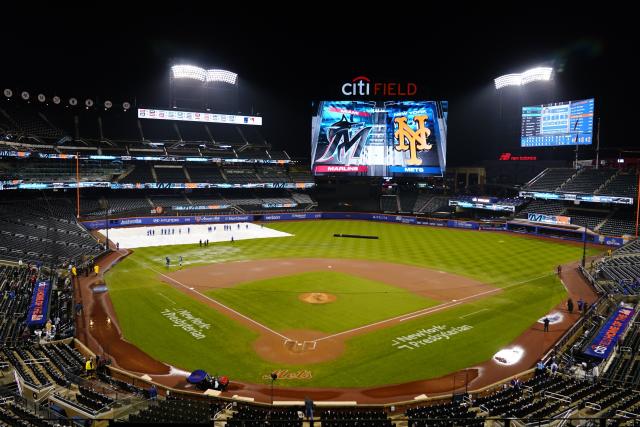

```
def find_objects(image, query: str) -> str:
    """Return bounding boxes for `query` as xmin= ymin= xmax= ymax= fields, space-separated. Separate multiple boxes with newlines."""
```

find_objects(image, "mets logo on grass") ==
xmin=394 ymin=115 xmax=432 ymax=165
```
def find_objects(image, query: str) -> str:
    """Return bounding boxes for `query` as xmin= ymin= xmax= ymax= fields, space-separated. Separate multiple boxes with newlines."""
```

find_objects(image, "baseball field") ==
xmin=103 ymin=220 xmax=601 ymax=388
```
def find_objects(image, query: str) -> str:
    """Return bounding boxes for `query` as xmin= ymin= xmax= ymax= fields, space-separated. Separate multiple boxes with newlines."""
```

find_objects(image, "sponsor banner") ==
xmin=0 ymin=151 xmax=290 ymax=164
xmin=172 ymin=204 xmax=231 ymax=211
xmin=0 ymin=181 xmax=314 ymax=191
xmin=388 ymin=166 xmax=442 ymax=174
xmin=447 ymin=220 xmax=479 ymax=230
xmin=314 ymin=165 xmax=368 ymax=173
xmin=138 ymin=108 xmax=262 ymax=126
xmin=527 ymin=213 xmax=572 ymax=225
xmin=417 ymin=219 xmax=447 ymax=227
xmin=583 ymin=306 xmax=636 ymax=359
xmin=260 ymin=213 xmax=322 ymax=221
xmin=82 ymin=215 xmax=254 ymax=229
xmin=450 ymin=200 xmax=516 ymax=213
xmin=602 ymin=236 xmax=624 ymax=246
xmin=26 ymin=281 xmax=51 ymax=327
xmin=0 ymin=150 xmax=31 ymax=158
xmin=520 ymin=191 xmax=633 ymax=205
xmin=261 ymin=203 xmax=298 ymax=209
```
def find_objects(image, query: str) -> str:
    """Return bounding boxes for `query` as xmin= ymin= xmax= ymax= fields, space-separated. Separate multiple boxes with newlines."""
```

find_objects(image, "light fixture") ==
xmin=171 ymin=65 xmax=207 ymax=82
xmin=4 ymin=88 xmax=13 ymax=98
xmin=85 ymin=99 xmax=94 ymax=108
xmin=122 ymin=101 xmax=131 ymax=110
xmin=52 ymin=96 xmax=61 ymax=105
xmin=37 ymin=94 xmax=46 ymax=102
xmin=21 ymin=91 xmax=30 ymax=100
xmin=494 ymin=67 xmax=553 ymax=89
xmin=171 ymin=65 xmax=237 ymax=85
xmin=206 ymin=69 xmax=238 ymax=84
xmin=104 ymin=100 xmax=112 ymax=109
xmin=69 ymin=97 xmax=78 ymax=106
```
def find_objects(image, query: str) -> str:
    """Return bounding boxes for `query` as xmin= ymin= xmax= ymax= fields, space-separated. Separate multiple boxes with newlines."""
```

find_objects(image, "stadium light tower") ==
xmin=494 ymin=67 xmax=553 ymax=89
xmin=169 ymin=64 xmax=238 ymax=111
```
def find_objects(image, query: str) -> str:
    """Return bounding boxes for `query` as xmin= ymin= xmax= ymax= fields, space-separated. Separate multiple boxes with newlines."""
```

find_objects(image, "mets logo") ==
xmin=316 ymin=115 xmax=372 ymax=164
xmin=394 ymin=115 xmax=432 ymax=165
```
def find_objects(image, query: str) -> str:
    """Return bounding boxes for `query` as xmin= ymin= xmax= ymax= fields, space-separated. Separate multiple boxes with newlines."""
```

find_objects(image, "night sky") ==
xmin=3 ymin=14 xmax=634 ymax=165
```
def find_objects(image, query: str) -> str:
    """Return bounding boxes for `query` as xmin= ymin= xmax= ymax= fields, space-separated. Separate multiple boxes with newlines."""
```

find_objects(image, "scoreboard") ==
xmin=521 ymin=98 xmax=594 ymax=147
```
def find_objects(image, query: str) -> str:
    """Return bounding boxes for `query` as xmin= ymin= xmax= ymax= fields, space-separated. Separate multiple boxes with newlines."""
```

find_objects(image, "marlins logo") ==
xmin=316 ymin=115 xmax=372 ymax=164
xmin=394 ymin=115 xmax=432 ymax=165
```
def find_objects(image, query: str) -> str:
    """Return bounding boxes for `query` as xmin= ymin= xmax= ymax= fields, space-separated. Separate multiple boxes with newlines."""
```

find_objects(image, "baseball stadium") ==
xmin=1 ymin=15 xmax=639 ymax=426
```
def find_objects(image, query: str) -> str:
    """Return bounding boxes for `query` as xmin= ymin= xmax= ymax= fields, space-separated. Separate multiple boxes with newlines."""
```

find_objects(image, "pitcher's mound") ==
xmin=299 ymin=292 xmax=336 ymax=304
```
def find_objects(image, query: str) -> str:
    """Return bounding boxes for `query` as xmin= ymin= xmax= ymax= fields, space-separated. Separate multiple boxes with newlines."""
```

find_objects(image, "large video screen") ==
xmin=311 ymin=101 xmax=447 ymax=177
xmin=521 ymin=98 xmax=594 ymax=147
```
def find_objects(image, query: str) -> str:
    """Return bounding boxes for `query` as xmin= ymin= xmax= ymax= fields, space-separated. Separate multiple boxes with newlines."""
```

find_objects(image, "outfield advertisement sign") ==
xmin=26 ymin=280 xmax=51 ymax=327
xmin=583 ymin=306 xmax=636 ymax=359
xmin=519 ymin=191 xmax=633 ymax=205
xmin=261 ymin=213 xmax=323 ymax=221
xmin=447 ymin=220 xmax=479 ymax=230
xmin=527 ymin=213 xmax=571 ymax=226
xmin=82 ymin=215 xmax=255 ymax=229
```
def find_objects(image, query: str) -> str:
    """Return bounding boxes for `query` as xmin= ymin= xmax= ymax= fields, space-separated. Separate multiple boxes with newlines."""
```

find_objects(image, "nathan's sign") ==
xmin=341 ymin=76 xmax=417 ymax=97
xmin=583 ymin=306 xmax=635 ymax=359
xmin=262 ymin=370 xmax=312 ymax=380
xmin=26 ymin=280 xmax=51 ymax=327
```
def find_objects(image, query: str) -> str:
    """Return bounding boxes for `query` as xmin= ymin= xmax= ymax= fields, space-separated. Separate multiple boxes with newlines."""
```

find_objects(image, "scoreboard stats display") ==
xmin=311 ymin=101 xmax=447 ymax=177
xmin=521 ymin=98 xmax=594 ymax=147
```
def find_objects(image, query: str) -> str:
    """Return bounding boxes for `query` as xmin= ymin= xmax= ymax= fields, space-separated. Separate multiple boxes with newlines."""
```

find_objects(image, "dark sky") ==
xmin=3 ymin=13 xmax=635 ymax=165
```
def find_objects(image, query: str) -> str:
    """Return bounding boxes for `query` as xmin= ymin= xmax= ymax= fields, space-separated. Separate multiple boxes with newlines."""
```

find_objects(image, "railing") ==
xmin=543 ymin=391 xmax=571 ymax=404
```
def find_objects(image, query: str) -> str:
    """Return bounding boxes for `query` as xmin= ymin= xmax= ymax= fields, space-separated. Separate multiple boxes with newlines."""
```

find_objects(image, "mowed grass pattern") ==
xmin=206 ymin=271 xmax=439 ymax=333
xmin=105 ymin=220 xmax=602 ymax=387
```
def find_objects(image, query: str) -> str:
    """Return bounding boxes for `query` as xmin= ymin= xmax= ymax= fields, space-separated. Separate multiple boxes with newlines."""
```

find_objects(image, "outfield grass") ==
xmin=104 ymin=220 xmax=602 ymax=387
xmin=206 ymin=271 xmax=439 ymax=333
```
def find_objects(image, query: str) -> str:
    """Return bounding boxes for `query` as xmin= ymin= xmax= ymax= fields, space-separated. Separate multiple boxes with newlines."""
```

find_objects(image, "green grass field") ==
xmin=104 ymin=220 xmax=602 ymax=387
xmin=206 ymin=271 xmax=439 ymax=333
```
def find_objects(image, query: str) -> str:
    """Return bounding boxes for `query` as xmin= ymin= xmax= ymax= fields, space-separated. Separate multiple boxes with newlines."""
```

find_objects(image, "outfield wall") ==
xmin=80 ymin=212 xmax=628 ymax=246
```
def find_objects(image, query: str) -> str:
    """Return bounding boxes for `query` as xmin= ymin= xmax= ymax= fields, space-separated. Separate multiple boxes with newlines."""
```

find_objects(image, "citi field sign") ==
xmin=341 ymin=76 xmax=417 ymax=97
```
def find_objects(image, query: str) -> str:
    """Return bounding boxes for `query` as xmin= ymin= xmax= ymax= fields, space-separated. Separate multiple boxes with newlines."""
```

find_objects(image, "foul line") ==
xmin=128 ymin=255 xmax=292 ymax=342
xmin=156 ymin=292 xmax=176 ymax=305
xmin=315 ymin=272 xmax=555 ymax=343
xmin=154 ymin=268 xmax=292 ymax=341
xmin=460 ymin=308 xmax=489 ymax=319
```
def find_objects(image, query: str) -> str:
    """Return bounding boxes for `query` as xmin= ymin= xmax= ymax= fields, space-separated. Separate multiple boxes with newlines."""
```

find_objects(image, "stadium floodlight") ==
xmin=494 ymin=67 xmax=553 ymax=89
xmin=206 ymin=69 xmax=238 ymax=85
xmin=171 ymin=65 xmax=207 ymax=82
xmin=171 ymin=65 xmax=238 ymax=85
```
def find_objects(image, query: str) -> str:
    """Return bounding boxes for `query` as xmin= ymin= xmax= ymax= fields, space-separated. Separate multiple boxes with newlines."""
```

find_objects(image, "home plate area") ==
xmin=284 ymin=339 xmax=317 ymax=353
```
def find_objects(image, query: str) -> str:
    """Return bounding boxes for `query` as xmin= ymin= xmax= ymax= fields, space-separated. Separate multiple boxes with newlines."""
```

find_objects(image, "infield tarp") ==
xmin=583 ymin=306 xmax=636 ymax=359
xmin=26 ymin=280 xmax=51 ymax=327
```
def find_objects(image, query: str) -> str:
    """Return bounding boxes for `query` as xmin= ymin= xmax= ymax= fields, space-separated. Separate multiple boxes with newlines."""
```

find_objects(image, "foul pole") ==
xmin=636 ymin=169 xmax=639 ymax=238
xmin=76 ymin=153 xmax=80 ymax=219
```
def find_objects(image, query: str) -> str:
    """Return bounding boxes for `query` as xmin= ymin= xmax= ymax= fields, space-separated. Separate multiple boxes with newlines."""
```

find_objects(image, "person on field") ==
xmin=165 ymin=256 xmax=170 ymax=267
xmin=179 ymin=256 xmax=183 ymax=268
xmin=567 ymin=298 xmax=574 ymax=314
xmin=94 ymin=264 xmax=100 ymax=276
xmin=543 ymin=316 xmax=550 ymax=332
